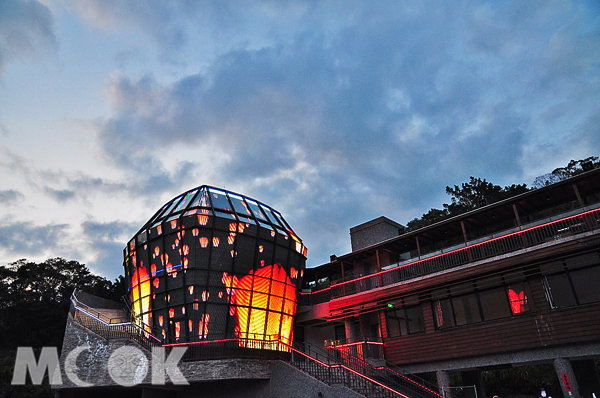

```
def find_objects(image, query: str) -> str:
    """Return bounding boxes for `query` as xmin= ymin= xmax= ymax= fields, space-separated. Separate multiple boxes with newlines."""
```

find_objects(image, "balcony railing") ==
xmin=300 ymin=206 xmax=600 ymax=306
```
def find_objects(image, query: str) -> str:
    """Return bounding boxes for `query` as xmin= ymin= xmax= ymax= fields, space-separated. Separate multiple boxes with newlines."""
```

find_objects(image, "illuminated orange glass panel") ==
xmin=233 ymin=264 xmax=296 ymax=347
xmin=130 ymin=267 xmax=151 ymax=328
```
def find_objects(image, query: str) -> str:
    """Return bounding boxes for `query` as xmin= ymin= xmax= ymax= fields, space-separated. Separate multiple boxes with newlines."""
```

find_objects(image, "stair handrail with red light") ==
xmin=295 ymin=341 xmax=443 ymax=398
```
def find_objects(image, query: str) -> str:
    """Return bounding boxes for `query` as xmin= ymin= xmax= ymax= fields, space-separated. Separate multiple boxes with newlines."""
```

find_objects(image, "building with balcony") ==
xmin=55 ymin=169 xmax=600 ymax=398
xmin=297 ymin=167 xmax=600 ymax=398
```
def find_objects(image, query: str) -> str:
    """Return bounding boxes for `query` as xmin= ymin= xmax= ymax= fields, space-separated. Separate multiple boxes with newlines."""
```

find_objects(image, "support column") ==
xmin=554 ymin=357 xmax=580 ymax=398
xmin=437 ymin=370 xmax=451 ymax=398
xmin=345 ymin=317 xmax=359 ymax=343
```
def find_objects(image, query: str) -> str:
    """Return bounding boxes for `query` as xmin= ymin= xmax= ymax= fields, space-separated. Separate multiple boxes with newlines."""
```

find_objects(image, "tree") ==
xmin=532 ymin=156 xmax=599 ymax=188
xmin=407 ymin=178 xmax=528 ymax=231
xmin=0 ymin=258 xmax=125 ymax=348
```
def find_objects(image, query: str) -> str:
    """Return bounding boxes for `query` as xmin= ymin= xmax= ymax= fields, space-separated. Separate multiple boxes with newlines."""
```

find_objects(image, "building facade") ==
xmin=297 ymin=167 xmax=600 ymax=398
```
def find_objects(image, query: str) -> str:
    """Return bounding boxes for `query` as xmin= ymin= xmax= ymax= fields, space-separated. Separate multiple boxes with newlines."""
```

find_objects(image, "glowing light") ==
xmin=151 ymin=264 xmax=157 ymax=277
xmin=228 ymin=234 xmax=235 ymax=245
xmin=213 ymin=237 xmax=220 ymax=247
xmin=183 ymin=258 xmax=188 ymax=268
xmin=238 ymin=224 xmax=245 ymax=233
xmin=202 ymin=291 xmax=209 ymax=301
xmin=157 ymin=225 xmax=162 ymax=235
xmin=259 ymin=245 xmax=263 ymax=252
xmin=153 ymin=278 xmax=159 ymax=288
xmin=231 ymin=264 xmax=297 ymax=347
xmin=198 ymin=215 xmax=208 ymax=225
xmin=170 ymin=220 xmax=178 ymax=229
xmin=159 ymin=315 xmax=164 ymax=326
xmin=219 ymin=291 xmax=223 ymax=299
xmin=169 ymin=308 xmax=175 ymax=318
xmin=189 ymin=286 xmax=194 ymax=295
xmin=199 ymin=237 xmax=208 ymax=248
xmin=130 ymin=267 xmax=151 ymax=328
xmin=508 ymin=288 xmax=527 ymax=314
xmin=199 ymin=314 xmax=209 ymax=339
xmin=189 ymin=320 xmax=193 ymax=332
xmin=154 ymin=246 xmax=160 ymax=258
xmin=229 ymin=223 xmax=237 ymax=232
xmin=183 ymin=245 xmax=189 ymax=255
xmin=290 ymin=268 xmax=298 ymax=279
xmin=182 ymin=306 xmax=185 ymax=314
xmin=192 ymin=228 xmax=199 ymax=236
xmin=175 ymin=322 xmax=180 ymax=339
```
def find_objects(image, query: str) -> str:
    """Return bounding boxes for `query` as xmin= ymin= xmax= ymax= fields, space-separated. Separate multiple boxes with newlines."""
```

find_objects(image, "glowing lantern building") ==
xmin=123 ymin=186 xmax=307 ymax=348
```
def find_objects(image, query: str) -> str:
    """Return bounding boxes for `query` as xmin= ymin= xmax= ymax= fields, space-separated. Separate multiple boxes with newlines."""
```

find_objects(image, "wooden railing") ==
xmin=300 ymin=206 xmax=600 ymax=306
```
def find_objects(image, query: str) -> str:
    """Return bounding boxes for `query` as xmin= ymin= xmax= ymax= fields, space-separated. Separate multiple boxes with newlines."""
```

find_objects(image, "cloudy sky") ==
xmin=0 ymin=0 xmax=599 ymax=280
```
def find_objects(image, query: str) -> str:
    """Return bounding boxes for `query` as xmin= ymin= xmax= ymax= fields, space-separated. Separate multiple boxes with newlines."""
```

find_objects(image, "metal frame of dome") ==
xmin=126 ymin=185 xmax=307 ymax=258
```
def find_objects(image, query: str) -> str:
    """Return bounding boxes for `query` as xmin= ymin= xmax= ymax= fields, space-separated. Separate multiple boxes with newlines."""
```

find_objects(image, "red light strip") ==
xmin=301 ymin=208 xmax=600 ymax=297
xmin=384 ymin=367 xmax=443 ymax=397
xmin=328 ymin=341 xmax=384 ymax=348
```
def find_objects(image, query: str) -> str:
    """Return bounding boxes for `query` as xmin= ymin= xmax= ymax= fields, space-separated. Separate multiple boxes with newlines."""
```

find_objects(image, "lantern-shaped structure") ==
xmin=123 ymin=186 xmax=307 ymax=349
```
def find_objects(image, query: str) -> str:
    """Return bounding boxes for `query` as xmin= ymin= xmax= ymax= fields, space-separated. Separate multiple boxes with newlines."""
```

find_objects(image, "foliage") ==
xmin=0 ymin=258 xmax=125 ymax=396
xmin=407 ymin=178 xmax=528 ymax=231
xmin=481 ymin=365 xmax=560 ymax=397
xmin=407 ymin=156 xmax=597 ymax=232
xmin=0 ymin=258 xmax=125 ymax=349
xmin=532 ymin=156 xmax=599 ymax=189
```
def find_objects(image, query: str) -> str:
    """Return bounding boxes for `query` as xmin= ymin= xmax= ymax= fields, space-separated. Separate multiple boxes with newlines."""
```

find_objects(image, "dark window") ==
xmin=385 ymin=298 xmax=425 ymax=337
xmin=542 ymin=252 xmax=600 ymax=309
xmin=452 ymin=293 xmax=481 ymax=326
xmin=479 ymin=287 xmax=512 ymax=320
xmin=433 ymin=275 xmax=532 ymax=329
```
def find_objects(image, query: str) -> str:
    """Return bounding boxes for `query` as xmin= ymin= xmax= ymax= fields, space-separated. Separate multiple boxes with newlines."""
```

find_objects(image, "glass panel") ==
xmin=228 ymin=193 xmax=253 ymax=216
xmin=174 ymin=189 xmax=198 ymax=213
xmin=190 ymin=187 xmax=210 ymax=208
xmin=245 ymin=199 xmax=268 ymax=221
xmin=570 ymin=266 xmax=600 ymax=304
xmin=162 ymin=195 xmax=185 ymax=218
xmin=507 ymin=283 xmax=531 ymax=314
xmin=479 ymin=287 xmax=512 ymax=320
xmin=208 ymin=188 xmax=233 ymax=211
xmin=452 ymin=293 xmax=481 ymax=326
xmin=546 ymin=274 xmax=577 ymax=308
xmin=434 ymin=299 xmax=455 ymax=329
xmin=405 ymin=305 xmax=424 ymax=333
xmin=261 ymin=205 xmax=284 ymax=228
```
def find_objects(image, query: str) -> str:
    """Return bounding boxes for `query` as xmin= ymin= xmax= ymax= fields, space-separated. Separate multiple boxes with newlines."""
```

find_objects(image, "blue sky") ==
xmin=1 ymin=0 xmax=599 ymax=280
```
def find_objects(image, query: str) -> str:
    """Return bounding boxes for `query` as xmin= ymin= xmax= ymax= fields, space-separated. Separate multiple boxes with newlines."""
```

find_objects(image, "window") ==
xmin=542 ymin=252 xmax=600 ymax=309
xmin=385 ymin=296 xmax=425 ymax=337
xmin=433 ymin=274 xmax=532 ymax=329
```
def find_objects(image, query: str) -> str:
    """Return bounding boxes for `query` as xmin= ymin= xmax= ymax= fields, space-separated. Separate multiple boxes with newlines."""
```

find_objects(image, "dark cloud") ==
xmin=0 ymin=190 xmax=24 ymax=205
xmin=0 ymin=221 xmax=69 ymax=257
xmin=44 ymin=187 xmax=76 ymax=202
xmin=0 ymin=0 xmax=56 ymax=74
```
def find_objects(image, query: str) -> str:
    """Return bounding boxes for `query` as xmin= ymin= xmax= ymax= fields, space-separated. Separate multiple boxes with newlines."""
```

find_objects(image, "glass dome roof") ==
xmin=128 ymin=185 xmax=307 ymax=257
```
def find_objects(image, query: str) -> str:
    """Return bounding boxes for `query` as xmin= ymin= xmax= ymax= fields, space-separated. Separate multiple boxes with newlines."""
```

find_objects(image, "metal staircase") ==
xmin=289 ymin=342 xmax=442 ymax=398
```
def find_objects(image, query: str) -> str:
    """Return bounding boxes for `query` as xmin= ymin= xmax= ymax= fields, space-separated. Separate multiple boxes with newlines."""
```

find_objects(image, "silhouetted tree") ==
xmin=532 ymin=156 xmax=599 ymax=188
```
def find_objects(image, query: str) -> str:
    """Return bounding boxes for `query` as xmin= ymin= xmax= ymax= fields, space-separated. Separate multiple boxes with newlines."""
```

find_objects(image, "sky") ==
xmin=0 ymin=0 xmax=599 ymax=280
